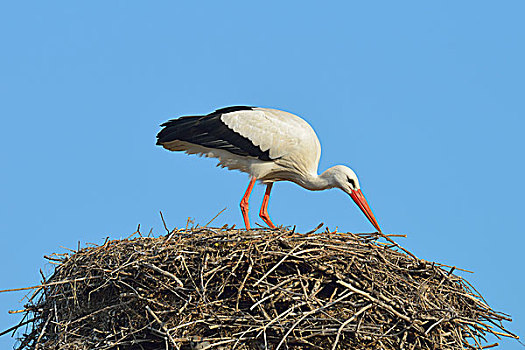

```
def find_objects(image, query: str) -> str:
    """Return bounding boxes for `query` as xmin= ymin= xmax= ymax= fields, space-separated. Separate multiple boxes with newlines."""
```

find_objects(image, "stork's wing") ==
xmin=156 ymin=106 xmax=321 ymax=165
xmin=156 ymin=106 xmax=272 ymax=161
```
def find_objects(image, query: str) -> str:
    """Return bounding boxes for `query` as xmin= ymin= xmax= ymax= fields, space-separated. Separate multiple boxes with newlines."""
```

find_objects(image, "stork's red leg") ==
xmin=259 ymin=183 xmax=276 ymax=229
xmin=240 ymin=177 xmax=256 ymax=230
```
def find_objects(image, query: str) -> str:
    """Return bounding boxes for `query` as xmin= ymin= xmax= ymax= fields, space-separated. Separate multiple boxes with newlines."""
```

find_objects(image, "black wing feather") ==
xmin=156 ymin=106 xmax=272 ymax=161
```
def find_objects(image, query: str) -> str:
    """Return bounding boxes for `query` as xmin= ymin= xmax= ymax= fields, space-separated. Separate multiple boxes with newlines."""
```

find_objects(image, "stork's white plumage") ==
xmin=156 ymin=106 xmax=381 ymax=231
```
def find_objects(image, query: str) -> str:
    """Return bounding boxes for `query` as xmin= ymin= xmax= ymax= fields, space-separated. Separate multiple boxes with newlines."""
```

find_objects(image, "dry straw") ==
xmin=1 ymin=225 xmax=518 ymax=349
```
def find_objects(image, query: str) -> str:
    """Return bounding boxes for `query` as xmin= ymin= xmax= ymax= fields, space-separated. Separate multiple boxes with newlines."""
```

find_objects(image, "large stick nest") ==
xmin=5 ymin=226 xmax=518 ymax=349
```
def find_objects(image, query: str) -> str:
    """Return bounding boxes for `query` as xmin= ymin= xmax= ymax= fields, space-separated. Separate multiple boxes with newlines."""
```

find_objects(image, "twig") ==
xmin=0 ymin=276 xmax=102 ymax=293
xmin=253 ymin=242 xmax=305 ymax=287
xmin=142 ymin=262 xmax=184 ymax=287
xmin=275 ymin=291 xmax=353 ymax=350
xmin=160 ymin=211 xmax=170 ymax=234
xmin=305 ymin=222 xmax=324 ymax=234
xmin=331 ymin=303 xmax=373 ymax=350
xmin=337 ymin=280 xmax=413 ymax=324
xmin=146 ymin=305 xmax=177 ymax=347
xmin=203 ymin=208 xmax=227 ymax=228
xmin=0 ymin=318 xmax=36 ymax=337
xmin=34 ymin=315 xmax=51 ymax=350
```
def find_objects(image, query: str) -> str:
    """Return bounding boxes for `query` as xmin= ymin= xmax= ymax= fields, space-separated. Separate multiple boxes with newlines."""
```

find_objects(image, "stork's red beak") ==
xmin=350 ymin=189 xmax=381 ymax=232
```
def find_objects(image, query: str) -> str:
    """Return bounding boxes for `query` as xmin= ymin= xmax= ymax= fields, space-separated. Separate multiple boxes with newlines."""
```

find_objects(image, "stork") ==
xmin=156 ymin=106 xmax=381 ymax=231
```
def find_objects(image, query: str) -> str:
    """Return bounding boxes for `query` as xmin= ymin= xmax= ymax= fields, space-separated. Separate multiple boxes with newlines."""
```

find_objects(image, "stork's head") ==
xmin=330 ymin=165 xmax=381 ymax=232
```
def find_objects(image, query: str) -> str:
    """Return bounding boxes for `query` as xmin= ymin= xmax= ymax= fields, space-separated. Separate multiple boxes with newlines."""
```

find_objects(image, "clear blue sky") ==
xmin=1 ymin=1 xmax=523 ymax=348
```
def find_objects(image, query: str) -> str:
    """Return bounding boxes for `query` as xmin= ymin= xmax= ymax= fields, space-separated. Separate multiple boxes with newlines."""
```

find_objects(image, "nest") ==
xmin=3 ymin=226 xmax=518 ymax=349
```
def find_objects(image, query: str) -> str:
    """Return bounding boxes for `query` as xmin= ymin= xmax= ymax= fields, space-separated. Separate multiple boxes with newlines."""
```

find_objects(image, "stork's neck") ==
xmin=299 ymin=167 xmax=339 ymax=191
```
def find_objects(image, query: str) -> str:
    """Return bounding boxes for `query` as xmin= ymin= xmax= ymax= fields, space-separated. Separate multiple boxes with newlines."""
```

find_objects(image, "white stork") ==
xmin=156 ymin=106 xmax=381 ymax=231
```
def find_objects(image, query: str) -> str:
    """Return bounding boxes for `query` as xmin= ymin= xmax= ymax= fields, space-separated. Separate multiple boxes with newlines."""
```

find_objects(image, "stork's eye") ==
xmin=347 ymin=178 xmax=356 ymax=189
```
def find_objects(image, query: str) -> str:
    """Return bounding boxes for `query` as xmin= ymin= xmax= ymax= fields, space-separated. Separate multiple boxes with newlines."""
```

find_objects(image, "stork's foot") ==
xmin=259 ymin=208 xmax=276 ymax=229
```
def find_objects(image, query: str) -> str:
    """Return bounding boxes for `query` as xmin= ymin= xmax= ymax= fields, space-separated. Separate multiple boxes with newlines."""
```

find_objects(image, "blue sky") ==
xmin=1 ymin=1 xmax=523 ymax=348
